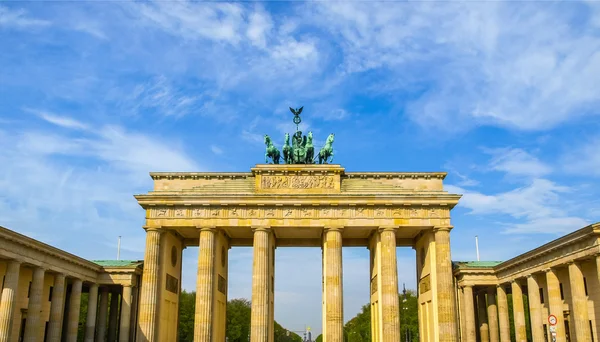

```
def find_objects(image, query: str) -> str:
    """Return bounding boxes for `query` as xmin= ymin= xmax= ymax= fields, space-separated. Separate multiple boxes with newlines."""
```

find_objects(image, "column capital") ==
xmin=378 ymin=225 xmax=398 ymax=233
xmin=197 ymin=226 xmax=217 ymax=232
xmin=324 ymin=226 xmax=344 ymax=232
xmin=251 ymin=226 xmax=271 ymax=233
xmin=143 ymin=226 xmax=165 ymax=233
xmin=6 ymin=259 xmax=22 ymax=266
xmin=433 ymin=225 xmax=454 ymax=233
xmin=526 ymin=274 xmax=534 ymax=279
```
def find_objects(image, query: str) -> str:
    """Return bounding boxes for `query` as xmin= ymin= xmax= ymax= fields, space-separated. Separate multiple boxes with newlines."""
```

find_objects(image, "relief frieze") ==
xmin=260 ymin=175 xmax=335 ymax=189
xmin=149 ymin=205 xmax=446 ymax=220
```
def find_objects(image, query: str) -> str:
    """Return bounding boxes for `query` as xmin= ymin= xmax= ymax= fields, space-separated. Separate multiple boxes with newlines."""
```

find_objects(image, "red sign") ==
xmin=548 ymin=314 xmax=558 ymax=326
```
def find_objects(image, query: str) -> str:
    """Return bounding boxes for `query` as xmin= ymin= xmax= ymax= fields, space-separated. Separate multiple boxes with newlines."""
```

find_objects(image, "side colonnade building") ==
xmin=454 ymin=222 xmax=600 ymax=342
xmin=0 ymin=226 xmax=143 ymax=342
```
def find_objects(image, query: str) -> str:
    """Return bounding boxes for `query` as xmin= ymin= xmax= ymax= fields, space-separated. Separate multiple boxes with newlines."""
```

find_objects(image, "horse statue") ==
xmin=264 ymin=135 xmax=281 ymax=164
xmin=318 ymin=133 xmax=334 ymax=164
xmin=282 ymin=133 xmax=293 ymax=164
xmin=305 ymin=131 xmax=314 ymax=164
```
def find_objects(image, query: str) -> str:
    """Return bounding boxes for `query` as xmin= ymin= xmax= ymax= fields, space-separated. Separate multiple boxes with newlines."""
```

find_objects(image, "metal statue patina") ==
xmin=318 ymin=133 xmax=335 ymax=164
xmin=283 ymin=133 xmax=293 ymax=164
xmin=263 ymin=106 xmax=335 ymax=164
xmin=264 ymin=135 xmax=280 ymax=164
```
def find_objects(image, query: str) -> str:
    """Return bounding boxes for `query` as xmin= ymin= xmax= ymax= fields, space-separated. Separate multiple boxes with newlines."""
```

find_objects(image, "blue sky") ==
xmin=1 ymin=0 xmax=600 ymax=336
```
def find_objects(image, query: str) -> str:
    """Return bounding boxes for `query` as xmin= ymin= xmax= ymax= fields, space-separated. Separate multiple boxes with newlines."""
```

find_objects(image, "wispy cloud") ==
xmin=27 ymin=109 xmax=89 ymax=131
xmin=485 ymin=148 xmax=551 ymax=177
xmin=447 ymin=179 xmax=588 ymax=235
xmin=0 ymin=6 xmax=50 ymax=29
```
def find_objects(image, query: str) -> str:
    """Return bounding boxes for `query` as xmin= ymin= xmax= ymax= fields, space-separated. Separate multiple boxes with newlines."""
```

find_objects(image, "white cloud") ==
xmin=485 ymin=148 xmax=551 ymax=177
xmin=447 ymin=179 xmax=589 ymax=234
xmin=0 ymin=6 xmax=50 ymax=28
xmin=134 ymin=2 xmax=246 ymax=44
xmin=309 ymin=2 xmax=600 ymax=132
xmin=246 ymin=7 xmax=272 ymax=48
xmin=27 ymin=109 xmax=89 ymax=130
xmin=0 ymin=120 xmax=200 ymax=260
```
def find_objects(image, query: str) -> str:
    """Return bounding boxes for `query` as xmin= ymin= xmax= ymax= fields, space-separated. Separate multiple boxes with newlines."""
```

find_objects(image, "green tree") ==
xmin=227 ymin=298 xmax=252 ymax=342
xmin=178 ymin=290 xmax=196 ymax=341
xmin=315 ymin=334 xmax=322 ymax=342
xmin=343 ymin=289 xmax=419 ymax=342
xmin=178 ymin=292 xmax=303 ymax=342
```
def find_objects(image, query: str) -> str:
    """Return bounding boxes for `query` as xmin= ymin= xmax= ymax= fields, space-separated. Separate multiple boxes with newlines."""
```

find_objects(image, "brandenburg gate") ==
xmin=134 ymin=109 xmax=461 ymax=342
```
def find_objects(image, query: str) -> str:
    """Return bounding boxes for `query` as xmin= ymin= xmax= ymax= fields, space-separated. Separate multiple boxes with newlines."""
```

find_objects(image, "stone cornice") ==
xmin=493 ymin=223 xmax=600 ymax=274
xmin=0 ymin=225 xmax=102 ymax=274
xmin=135 ymin=195 xmax=461 ymax=207
xmin=149 ymin=168 xmax=447 ymax=181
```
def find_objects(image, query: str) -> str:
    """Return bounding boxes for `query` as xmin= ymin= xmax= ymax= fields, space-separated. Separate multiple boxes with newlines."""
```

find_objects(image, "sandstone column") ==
xmin=66 ymin=279 xmax=83 ymax=342
xmin=119 ymin=285 xmax=133 ymax=342
xmin=23 ymin=267 xmax=45 ymax=342
xmin=378 ymin=227 xmax=399 ymax=342
xmin=496 ymin=285 xmax=510 ymax=342
xmin=463 ymin=285 xmax=476 ymax=342
xmin=434 ymin=226 xmax=458 ymax=342
xmin=568 ymin=261 xmax=592 ymax=341
xmin=0 ymin=260 xmax=21 ymax=342
xmin=251 ymin=227 xmax=272 ymax=342
xmin=108 ymin=291 xmax=120 ymax=341
xmin=486 ymin=287 xmax=499 ymax=342
xmin=526 ymin=275 xmax=544 ymax=341
xmin=96 ymin=287 xmax=109 ymax=341
xmin=137 ymin=227 xmax=163 ymax=342
xmin=511 ymin=280 xmax=527 ymax=342
xmin=477 ymin=291 xmax=489 ymax=342
xmin=194 ymin=227 xmax=216 ymax=342
xmin=545 ymin=268 xmax=566 ymax=342
xmin=47 ymin=272 xmax=66 ymax=342
xmin=84 ymin=283 xmax=99 ymax=342
xmin=458 ymin=286 xmax=466 ymax=342
xmin=322 ymin=227 xmax=344 ymax=342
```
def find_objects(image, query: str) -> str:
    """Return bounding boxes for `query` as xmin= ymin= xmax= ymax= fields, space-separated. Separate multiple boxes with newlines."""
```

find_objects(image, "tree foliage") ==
xmin=343 ymin=289 xmax=419 ymax=342
xmin=178 ymin=292 xmax=302 ymax=342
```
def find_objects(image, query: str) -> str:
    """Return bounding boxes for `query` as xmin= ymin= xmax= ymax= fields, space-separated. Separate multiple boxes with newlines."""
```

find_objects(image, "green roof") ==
xmin=92 ymin=260 xmax=143 ymax=267
xmin=453 ymin=261 xmax=503 ymax=269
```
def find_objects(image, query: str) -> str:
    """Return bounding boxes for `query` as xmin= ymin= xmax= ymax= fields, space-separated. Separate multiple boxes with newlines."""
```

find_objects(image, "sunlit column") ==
xmin=545 ymin=268 xmax=566 ymax=342
xmin=137 ymin=227 xmax=163 ymax=342
xmin=66 ymin=279 xmax=83 ymax=342
xmin=379 ymin=227 xmax=399 ymax=342
xmin=251 ymin=227 xmax=273 ymax=342
xmin=434 ymin=226 xmax=458 ymax=342
xmin=84 ymin=283 xmax=98 ymax=342
xmin=23 ymin=267 xmax=45 ymax=342
xmin=486 ymin=287 xmax=499 ymax=342
xmin=47 ymin=273 xmax=66 ymax=342
xmin=526 ymin=275 xmax=544 ymax=341
xmin=119 ymin=285 xmax=133 ymax=342
xmin=496 ymin=284 xmax=510 ymax=342
xmin=463 ymin=285 xmax=476 ymax=342
xmin=194 ymin=227 xmax=216 ymax=342
xmin=568 ymin=261 xmax=592 ymax=341
xmin=0 ymin=260 xmax=21 ymax=342
xmin=511 ymin=280 xmax=527 ymax=342
xmin=322 ymin=227 xmax=344 ymax=342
